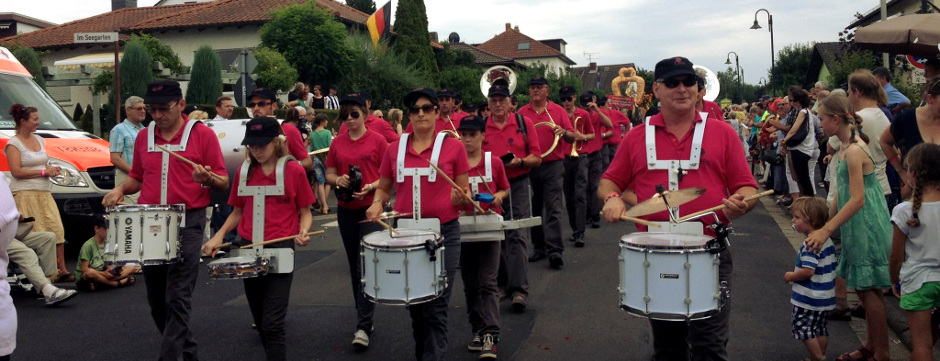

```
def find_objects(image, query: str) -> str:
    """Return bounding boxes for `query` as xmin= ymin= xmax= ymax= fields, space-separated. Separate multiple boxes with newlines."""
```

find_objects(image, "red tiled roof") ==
xmin=476 ymin=24 xmax=575 ymax=65
xmin=0 ymin=0 xmax=369 ymax=50
xmin=450 ymin=42 xmax=523 ymax=68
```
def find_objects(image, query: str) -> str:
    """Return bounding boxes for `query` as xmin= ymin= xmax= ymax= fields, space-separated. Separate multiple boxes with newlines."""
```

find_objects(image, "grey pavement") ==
xmin=6 ymin=194 xmax=915 ymax=360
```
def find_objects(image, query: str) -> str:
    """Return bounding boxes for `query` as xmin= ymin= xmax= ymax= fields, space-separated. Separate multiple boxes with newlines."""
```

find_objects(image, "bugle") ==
xmin=569 ymin=116 xmax=583 ymax=157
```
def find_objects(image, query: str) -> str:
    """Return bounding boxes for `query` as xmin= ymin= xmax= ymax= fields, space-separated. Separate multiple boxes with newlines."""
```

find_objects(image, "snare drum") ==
xmin=619 ymin=232 xmax=722 ymax=321
xmin=360 ymin=229 xmax=445 ymax=305
xmin=105 ymin=205 xmax=185 ymax=265
xmin=207 ymin=256 xmax=268 ymax=279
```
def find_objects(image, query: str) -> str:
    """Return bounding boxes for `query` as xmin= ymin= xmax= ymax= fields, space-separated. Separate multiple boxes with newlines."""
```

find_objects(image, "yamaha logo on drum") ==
xmin=385 ymin=270 xmax=401 ymax=274
xmin=124 ymin=218 xmax=134 ymax=254
xmin=659 ymin=274 xmax=679 ymax=279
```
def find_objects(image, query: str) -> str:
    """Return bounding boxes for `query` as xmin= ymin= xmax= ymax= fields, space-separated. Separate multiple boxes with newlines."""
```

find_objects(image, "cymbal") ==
xmin=358 ymin=211 xmax=413 ymax=223
xmin=623 ymin=187 xmax=706 ymax=218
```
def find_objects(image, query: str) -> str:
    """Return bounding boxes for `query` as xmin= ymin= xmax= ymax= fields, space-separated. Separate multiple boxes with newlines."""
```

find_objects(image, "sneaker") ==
xmin=479 ymin=334 xmax=497 ymax=359
xmin=527 ymin=253 xmax=547 ymax=262
xmin=352 ymin=329 xmax=370 ymax=349
xmin=511 ymin=293 xmax=527 ymax=313
xmin=590 ymin=221 xmax=600 ymax=229
xmin=44 ymin=288 xmax=77 ymax=307
xmin=548 ymin=253 xmax=564 ymax=269
xmin=574 ymin=237 xmax=585 ymax=248
xmin=467 ymin=334 xmax=483 ymax=352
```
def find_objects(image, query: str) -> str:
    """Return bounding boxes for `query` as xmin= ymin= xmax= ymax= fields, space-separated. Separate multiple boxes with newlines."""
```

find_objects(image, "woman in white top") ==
xmin=782 ymin=89 xmax=820 ymax=199
xmin=4 ymin=104 xmax=72 ymax=282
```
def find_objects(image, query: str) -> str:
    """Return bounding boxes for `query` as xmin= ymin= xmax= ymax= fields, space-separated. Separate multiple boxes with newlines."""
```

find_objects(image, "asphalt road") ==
xmin=9 ymin=199 xmax=871 ymax=361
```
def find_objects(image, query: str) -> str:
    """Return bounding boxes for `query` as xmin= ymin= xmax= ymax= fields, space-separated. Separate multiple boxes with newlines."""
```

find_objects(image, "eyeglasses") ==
xmin=659 ymin=77 xmax=698 ymax=89
xmin=146 ymin=101 xmax=178 ymax=114
xmin=247 ymin=101 xmax=273 ymax=108
xmin=344 ymin=111 xmax=361 ymax=120
xmin=561 ymin=96 xmax=574 ymax=102
xmin=408 ymin=104 xmax=437 ymax=115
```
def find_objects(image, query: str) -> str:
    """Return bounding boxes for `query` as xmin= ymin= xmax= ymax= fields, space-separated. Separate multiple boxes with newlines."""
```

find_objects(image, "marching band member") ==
xmin=103 ymin=80 xmax=229 ymax=361
xmin=559 ymin=85 xmax=595 ymax=247
xmin=247 ymin=87 xmax=313 ymax=171
xmin=404 ymin=89 xmax=464 ymax=135
xmin=599 ymin=57 xmax=757 ymax=361
xmin=458 ymin=115 xmax=510 ymax=359
xmin=579 ymin=92 xmax=614 ymax=229
xmin=366 ymin=88 xmax=470 ymax=361
xmin=202 ymin=117 xmax=314 ymax=361
xmin=325 ymin=93 xmax=389 ymax=349
xmin=599 ymin=96 xmax=626 ymax=170
xmin=482 ymin=83 xmax=541 ymax=312
xmin=338 ymin=92 xmax=400 ymax=143
xmin=518 ymin=76 xmax=576 ymax=269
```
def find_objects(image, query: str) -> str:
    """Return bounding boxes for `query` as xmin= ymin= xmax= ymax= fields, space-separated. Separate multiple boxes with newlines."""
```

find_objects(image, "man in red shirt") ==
xmin=599 ymin=97 xmax=628 ymax=169
xmin=338 ymin=91 xmax=400 ymax=143
xmin=482 ymin=83 xmax=541 ymax=311
xmin=599 ymin=57 xmax=758 ymax=361
xmin=559 ymin=86 xmax=595 ymax=247
xmin=103 ymin=80 xmax=228 ymax=361
xmin=518 ymin=76 xmax=576 ymax=269
xmin=248 ymin=87 xmax=313 ymax=171
xmin=580 ymin=92 xmax=613 ymax=229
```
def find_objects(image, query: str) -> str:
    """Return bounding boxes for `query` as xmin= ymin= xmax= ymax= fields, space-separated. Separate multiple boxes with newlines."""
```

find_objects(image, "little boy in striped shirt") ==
xmin=784 ymin=197 xmax=837 ymax=361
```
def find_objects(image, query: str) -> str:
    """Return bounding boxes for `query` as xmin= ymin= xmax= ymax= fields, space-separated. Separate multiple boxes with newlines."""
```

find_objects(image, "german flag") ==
xmin=367 ymin=1 xmax=392 ymax=48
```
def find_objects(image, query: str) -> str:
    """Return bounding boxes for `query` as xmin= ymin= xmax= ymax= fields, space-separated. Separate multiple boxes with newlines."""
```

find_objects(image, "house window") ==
xmin=517 ymin=42 xmax=530 ymax=51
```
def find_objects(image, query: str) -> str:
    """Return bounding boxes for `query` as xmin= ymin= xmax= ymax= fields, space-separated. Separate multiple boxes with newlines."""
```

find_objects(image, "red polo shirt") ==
xmin=378 ymin=136 xmax=470 ymax=224
xmin=229 ymin=160 xmax=314 ymax=246
xmin=603 ymin=108 xmax=628 ymax=145
xmin=129 ymin=116 xmax=227 ymax=208
xmin=583 ymin=110 xmax=604 ymax=154
xmin=482 ymin=113 xmax=541 ymax=180
xmin=564 ymin=107 xmax=594 ymax=156
xmin=517 ymin=101 xmax=572 ymax=163
xmin=326 ymin=129 xmax=388 ymax=209
xmin=702 ymin=100 xmax=723 ymax=122
xmin=602 ymin=113 xmax=757 ymax=230
xmin=463 ymin=154 xmax=510 ymax=214
xmin=282 ymin=123 xmax=310 ymax=161
xmin=340 ymin=115 xmax=399 ymax=143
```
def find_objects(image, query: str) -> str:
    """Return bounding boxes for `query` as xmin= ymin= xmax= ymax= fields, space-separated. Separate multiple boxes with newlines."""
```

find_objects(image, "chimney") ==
xmin=429 ymin=32 xmax=438 ymax=43
xmin=589 ymin=62 xmax=597 ymax=71
xmin=505 ymin=23 xmax=511 ymax=31
xmin=514 ymin=26 xmax=519 ymax=31
xmin=112 ymin=0 xmax=137 ymax=11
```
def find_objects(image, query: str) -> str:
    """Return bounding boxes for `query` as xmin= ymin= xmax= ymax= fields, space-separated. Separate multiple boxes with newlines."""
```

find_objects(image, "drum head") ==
xmin=207 ymin=256 xmax=258 ymax=267
xmin=362 ymin=228 xmax=441 ymax=247
xmin=621 ymin=232 xmax=712 ymax=249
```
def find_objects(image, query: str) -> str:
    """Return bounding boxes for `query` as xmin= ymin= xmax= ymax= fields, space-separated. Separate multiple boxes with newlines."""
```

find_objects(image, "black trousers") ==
xmin=530 ymin=160 xmax=565 ymax=256
xmin=337 ymin=206 xmax=381 ymax=333
xmin=788 ymin=149 xmax=815 ymax=197
xmin=586 ymin=151 xmax=603 ymax=224
xmin=563 ymin=155 xmax=588 ymax=240
xmin=499 ymin=176 xmax=531 ymax=297
xmin=408 ymin=220 xmax=460 ymax=361
xmin=143 ymin=207 xmax=205 ymax=361
xmin=244 ymin=272 xmax=293 ymax=361
xmin=460 ymin=240 xmax=501 ymax=337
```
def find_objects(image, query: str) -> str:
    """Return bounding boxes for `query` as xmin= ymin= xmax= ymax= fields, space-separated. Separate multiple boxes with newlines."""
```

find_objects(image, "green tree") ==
xmin=9 ymin=46 xmax=45 ymax=89
xmin=339 ymin=32 xmax=423 ymax=111
xmin=72 ymin=102 xmax=84 ymax=122
xmin=120 ymin=40 xmax=153 ymax=104
xmin=346 ymin=0 xmax=375 ymax=14
xmin=769 ymin=43 xmax=814 ymax=95
xmin=253 ymin=47 xmax=298 ymax=92
xmin=186 ymin=45 xmax=223 ymax=105
xmin=826 ymin=49 xmax=877 ymax=90
xmin=392 ymin=0 xmax=439 ymax=83
xmin=130 ymin=33 xmax=185 ymax=74
xmin=260 ymin=0 xmax=352 ymax=85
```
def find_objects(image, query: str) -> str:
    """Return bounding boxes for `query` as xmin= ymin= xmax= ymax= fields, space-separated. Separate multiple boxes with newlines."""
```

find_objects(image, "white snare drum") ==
xmin=360 ymin=229 xmax=445 ymax=305
xmin=619 ymin=232 xmax=723 ymax=321
xmin=207 ymin=256 xmax=267 ymax=279
xmin=105 ymin=205 xmax=184 ymax=265
xmin=458 ymin=214 xmax=504 ymax=242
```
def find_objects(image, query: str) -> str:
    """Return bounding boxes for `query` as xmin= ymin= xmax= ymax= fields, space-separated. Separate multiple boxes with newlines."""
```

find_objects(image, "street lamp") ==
xmin=751 ymin=9 xmax=774 ymax=94
xmin=758 ymin=77 xmax=767 ymax=86
xmin=726 ymin=51 xmax=741 ymax=101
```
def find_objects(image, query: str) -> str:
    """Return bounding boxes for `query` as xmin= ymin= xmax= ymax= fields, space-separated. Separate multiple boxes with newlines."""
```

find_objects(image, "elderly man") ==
xmin=110 ymin=96 xmax=147 ymax=204
xmin=872 ymin=67 xmax=911 ymax=115
xmin=103 ymin=79 xmax=229 ymax=361
xmin=213 ymin=96 xmax=234 ymax=121
xmin=599 ymin=56 xmax=758 ymax=361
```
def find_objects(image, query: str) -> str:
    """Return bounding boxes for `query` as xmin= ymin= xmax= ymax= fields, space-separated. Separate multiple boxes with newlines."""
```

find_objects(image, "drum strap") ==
xmin=236 ymin=156 xmax=293 ymax=257
xmin=644 ymin=112 xmax=707 ymax=191
xmin=147 ymin=119 xmax=200 ymax=204
xmin=396 ymin=132 xmax=448 ymax=220
xmin=468 ymin=152 xmax=493 ymax=194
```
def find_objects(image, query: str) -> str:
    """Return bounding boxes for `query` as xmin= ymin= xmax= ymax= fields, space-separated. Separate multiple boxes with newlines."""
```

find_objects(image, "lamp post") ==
xmin=725 ymin=51 xmax=741 ymax=101
xmin=751 ymin=9 xmax=774 ymax=94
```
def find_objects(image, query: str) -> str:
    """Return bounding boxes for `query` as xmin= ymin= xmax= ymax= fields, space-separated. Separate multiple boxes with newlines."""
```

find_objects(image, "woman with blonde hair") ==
xmin=387 ymin=108 xmax=403 ymax=136
xmin=188 ymin=110 xmax=208 ymax=120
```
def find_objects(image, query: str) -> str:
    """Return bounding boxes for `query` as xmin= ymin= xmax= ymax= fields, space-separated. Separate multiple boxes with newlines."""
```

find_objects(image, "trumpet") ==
xmin=569 ymin=116 xmax=583 ymax=157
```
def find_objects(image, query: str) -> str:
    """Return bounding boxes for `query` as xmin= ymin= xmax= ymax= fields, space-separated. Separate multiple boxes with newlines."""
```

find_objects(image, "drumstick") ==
xmin=374 ymin=218 xmax=400 ymax=235
xmin=426 ymin=160 xmax=487 ymax=214
xmin=473 ymin=168 xmax=504 ymax=213
xmin=308 ymin=148 xmax=329 ymax=156
xmin=617 ymin=214 xmax=662 ymax=228
xmin=675 ymin=190 xmax=775 ymax=223
xmin=155 ymin=144 xmax=225 ymax=181
xmin=239 ymin=230 xmax=326 ymax=248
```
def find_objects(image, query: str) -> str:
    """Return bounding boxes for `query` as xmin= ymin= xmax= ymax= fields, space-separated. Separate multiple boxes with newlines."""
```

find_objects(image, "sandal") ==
xmin=56 ymin=273 xmax=75 ymax=283
xmin=837 ymin=346 xmax=874 ymax=361
xmin=117 ymin=276 xmax=136 ymax=288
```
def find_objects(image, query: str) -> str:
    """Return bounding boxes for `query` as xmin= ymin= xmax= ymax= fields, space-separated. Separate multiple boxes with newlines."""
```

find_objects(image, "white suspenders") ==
xmin=468 ymin=152 xmax=493 ymax=194
xmin=147 ymin=119 xmax=200 ymax=205
xmin=396 ymin=132 xmax=449 ymax=221
xmin=644 ymin=112 xmax=708 ymax=191
xmin=235 ymin=156 xmax=296 ymax=273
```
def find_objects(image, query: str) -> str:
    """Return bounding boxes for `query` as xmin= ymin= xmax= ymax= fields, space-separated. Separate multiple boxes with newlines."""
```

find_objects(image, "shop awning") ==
xmin=53 ymin=52 xmax=122 ymax=71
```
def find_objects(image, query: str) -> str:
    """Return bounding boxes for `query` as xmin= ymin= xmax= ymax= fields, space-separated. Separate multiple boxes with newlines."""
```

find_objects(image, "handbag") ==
xmin=785 ymin=110 xmax=810 ymax=148
xmin=15 ymin=221 xmax=32 ymax=241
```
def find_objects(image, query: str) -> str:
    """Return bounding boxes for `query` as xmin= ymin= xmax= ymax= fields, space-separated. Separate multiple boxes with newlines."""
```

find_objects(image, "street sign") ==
xmin=231 ymin=52 xmax=259 ymax=74
xmin=234 ymin=76 xmax=257 ymax=107
xmin=907 ymin=55 xmax=926 ymax=69
xmin=73 ymin=32 xmax=119 ymax=43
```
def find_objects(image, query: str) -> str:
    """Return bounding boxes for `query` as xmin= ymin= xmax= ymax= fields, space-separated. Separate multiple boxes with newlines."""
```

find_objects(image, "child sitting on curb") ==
xmin=75 ymin=215 xmax=136 ymax=291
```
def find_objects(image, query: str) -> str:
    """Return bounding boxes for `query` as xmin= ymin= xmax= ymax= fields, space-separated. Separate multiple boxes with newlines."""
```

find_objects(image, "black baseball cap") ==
xmin=438 ymin=89 xmax=457 ymax=98
xmin=488 ymin=83 xmax=511 ymax=97
xmin=597 ymin=96 xmax=608 ymax=106
xmin=144 ymin=80 xmax=183 ymax=104
xmin=359 ymin=91 xmax=372 ymax=101
xmin=241 ymin=116 xmax=281 ymax=146
xmin=248 ymin=87 xmax=277 ymax=102
xmin=654 ymin=56 xmax=696 ymax=81
xmin=329 ymin=84 xmax=339 ymax=90
xmin=404 ymin=87 xmax=439 ymax=108
xmin=478 ymin=100 xmax=489 ymax=109
xmin=457 ymin=115 xmax=486 ymax=132
xmin=559 ymin=85 xmax=576 ymax=98
xmin=579 ymin=91 xmax=596 ymax=106
xmin=340 ymin=93 xmax=367 ymax=107
xmin=529 ymin=76 xmax=548 ymax=86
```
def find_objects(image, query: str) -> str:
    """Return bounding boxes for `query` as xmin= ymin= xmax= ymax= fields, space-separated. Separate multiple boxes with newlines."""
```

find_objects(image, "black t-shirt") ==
xmin=288 ymin=91 xmax=300 ymax=103
xmin=890 ymin=108 xmax=921 ymax=161
xmin=312 ymin=96 xmax=325 ymax=109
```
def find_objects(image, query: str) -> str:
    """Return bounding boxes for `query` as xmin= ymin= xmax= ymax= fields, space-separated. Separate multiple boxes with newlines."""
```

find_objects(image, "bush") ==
xmin=253 ymin=47 xmax=298 ymax=92
xmin=187 ymin=45 xmax=223 ymax=105
xmin=130 ymin=33 xmax=185 ymax=74
xmin=260 ymin=0 xmax=352 ymax=85
xmin=339 ymin=32 xmax=424 ymax=111
xmin=9 ymin=46 xmax=45 ymax=90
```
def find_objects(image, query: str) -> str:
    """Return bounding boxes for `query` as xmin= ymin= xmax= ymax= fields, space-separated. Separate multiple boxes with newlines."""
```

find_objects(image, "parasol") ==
xmin=854 ymin=13 xmax=940 ymax=58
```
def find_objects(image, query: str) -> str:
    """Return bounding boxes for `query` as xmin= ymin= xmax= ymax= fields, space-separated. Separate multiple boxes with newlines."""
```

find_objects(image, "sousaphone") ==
xmin=693 ymin=65 xmax=720 ymax=102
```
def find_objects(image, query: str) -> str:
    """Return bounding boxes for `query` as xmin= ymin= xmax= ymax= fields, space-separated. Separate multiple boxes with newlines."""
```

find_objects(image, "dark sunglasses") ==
xmin=343 ymin=111 xmax=361 ymax=120
xmin=561 ymin=96 xmax=574 ymax=102
xmin=408 ymin=104 xmax=437 ymax=115
xmin=660 ymin=77 xmax=698 ymax=89
xmin=247 ymin=101 xmax=273 ymax=108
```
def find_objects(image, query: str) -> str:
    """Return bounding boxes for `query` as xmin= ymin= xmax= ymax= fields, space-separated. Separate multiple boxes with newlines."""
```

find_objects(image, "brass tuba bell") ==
xmin=569 ymin=116 xmax=582 ymax=157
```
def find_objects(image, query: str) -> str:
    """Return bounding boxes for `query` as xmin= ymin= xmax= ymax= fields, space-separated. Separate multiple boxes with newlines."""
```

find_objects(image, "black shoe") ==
xmin=828 ymin=307 xmax=852 ymax=321
xmin=591 ymin=221 xmax=600 ymax=229
xmin=511 ymin=293 xmax=527 ymax=313
xmin=548 ymin=254 xmax=563 ymax=269
xmin=574 ymin=238 xmax=585 ymax=248
xmin=528 ymin=253 xmax=547 ymax=262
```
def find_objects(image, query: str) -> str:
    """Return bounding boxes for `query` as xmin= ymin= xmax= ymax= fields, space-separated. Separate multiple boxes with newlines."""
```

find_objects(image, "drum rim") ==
xmin=621 ymin=243 xmax=715 ymax=252
xmin=206 ymin=255 xmax=264 ymax=267
xmin=361 ymin=229 xmax=442 ymax=248
xmin=620 ymin=233 xmax=714 ymax=250
xmin=106 ymin=204 xmax=186 ymax=213
xmin=620 ymin=304 xmax=722 ymax=321
xmin=364 ymin=289 xmax=444 ymax=305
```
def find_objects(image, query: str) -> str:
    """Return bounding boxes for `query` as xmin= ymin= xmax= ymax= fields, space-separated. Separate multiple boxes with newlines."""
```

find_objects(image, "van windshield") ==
xmin=0 ymin=73 xmax=79 ymax=130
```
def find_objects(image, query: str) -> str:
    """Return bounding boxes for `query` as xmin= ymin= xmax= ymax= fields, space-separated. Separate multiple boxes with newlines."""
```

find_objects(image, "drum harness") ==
xmin=396 ymin=132 xmax=449 ymax=260
xmin=235 ymin=156 xmax=296 ymax=273
xmin=147 ymin=119 xmax=200 ymax=207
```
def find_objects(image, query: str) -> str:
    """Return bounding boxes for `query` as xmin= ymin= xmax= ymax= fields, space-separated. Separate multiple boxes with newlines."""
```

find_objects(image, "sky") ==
xmin=7 ymin=0 xmax=884 ymax=85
